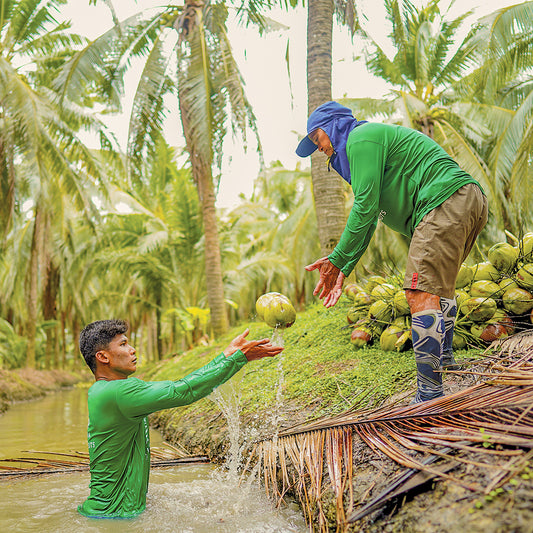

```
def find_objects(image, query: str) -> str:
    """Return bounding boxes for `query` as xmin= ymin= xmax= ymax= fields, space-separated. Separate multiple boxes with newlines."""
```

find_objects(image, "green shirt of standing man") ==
xmin=297 ymin=101 xmax=488 ymax=404
xmin=78 ymin=319 xmax=282 ymax=519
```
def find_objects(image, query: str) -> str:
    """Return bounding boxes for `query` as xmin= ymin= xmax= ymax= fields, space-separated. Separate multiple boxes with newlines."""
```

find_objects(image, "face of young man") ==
xmin=98 ymin=334 xmax=137 ymax=378
xmin=310 ymin=128 xmax=334 ymax=157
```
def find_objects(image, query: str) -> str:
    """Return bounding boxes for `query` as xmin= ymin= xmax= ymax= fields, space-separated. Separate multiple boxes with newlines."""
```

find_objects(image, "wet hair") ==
xmin=79 ymin=319 xmax=129 ymax=374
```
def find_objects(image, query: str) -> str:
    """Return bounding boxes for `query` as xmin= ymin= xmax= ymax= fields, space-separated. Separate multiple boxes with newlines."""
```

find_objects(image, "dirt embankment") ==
xmin=0 ymin=368 xmax=91 ymax=414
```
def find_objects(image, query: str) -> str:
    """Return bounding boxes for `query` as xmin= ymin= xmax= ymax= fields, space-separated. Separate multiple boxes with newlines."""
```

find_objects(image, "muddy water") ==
xmin=0 ymin=387 xmax=306 ymax=532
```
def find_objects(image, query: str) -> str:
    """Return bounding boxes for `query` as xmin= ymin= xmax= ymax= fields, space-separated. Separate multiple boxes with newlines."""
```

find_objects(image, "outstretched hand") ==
xmin=223 ymin=328 xmax=284 ymax=361
xmin=305 ymin=256 xmax=345 ymax=308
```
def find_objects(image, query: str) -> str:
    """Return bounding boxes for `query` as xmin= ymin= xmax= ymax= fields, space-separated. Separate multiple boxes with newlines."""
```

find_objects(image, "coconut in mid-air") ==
xmin=256 ymin=292 xmax=296 ymax=345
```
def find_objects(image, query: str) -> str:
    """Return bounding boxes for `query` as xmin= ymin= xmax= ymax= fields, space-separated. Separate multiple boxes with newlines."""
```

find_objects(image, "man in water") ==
xmin=297 ymin=101 xmax=487 ymax=403
xmin=78 ymin=319 xmax=282 ymax=518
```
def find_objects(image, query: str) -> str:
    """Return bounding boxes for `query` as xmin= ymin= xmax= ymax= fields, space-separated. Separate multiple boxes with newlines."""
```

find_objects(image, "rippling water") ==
xmin=0 ymin=466 xmax=306 ymax=532
xmin=0 ymin=387 xmax=307 ymax=532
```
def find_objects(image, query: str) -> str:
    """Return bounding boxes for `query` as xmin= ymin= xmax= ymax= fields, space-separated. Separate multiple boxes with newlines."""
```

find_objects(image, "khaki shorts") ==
xmin=403 ymin=183 xmax=488 ymax=299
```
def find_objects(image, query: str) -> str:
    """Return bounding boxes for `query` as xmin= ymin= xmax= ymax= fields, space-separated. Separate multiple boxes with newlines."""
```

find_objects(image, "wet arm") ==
xmin=118 ymin=351 xmax=247 ymax=418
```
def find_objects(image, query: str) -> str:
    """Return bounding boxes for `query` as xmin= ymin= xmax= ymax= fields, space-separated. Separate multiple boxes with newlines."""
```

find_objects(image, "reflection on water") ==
xmin=0 ymin=386 xmax=162 ymax=459
xmin=0 ymin=387 xmax=306 ymax=532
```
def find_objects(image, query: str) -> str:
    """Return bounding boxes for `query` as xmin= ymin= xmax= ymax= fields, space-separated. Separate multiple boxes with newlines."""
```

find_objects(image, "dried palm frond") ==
xmin=0 ymin=443 xmax=204 ymax=477
xmin=249 ymin=336 xmax=533 ymax=532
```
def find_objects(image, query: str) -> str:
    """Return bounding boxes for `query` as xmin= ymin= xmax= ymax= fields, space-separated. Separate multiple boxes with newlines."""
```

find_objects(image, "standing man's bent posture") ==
xmin=297 ymin=101 xmax=488 ymax=403
xmin=78 ymin=319 xmax=283 ymax=518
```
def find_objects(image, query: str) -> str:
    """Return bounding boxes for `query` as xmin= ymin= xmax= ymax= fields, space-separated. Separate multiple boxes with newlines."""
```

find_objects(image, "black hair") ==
xmin=79 ymin=319 xmax=129 ymax=374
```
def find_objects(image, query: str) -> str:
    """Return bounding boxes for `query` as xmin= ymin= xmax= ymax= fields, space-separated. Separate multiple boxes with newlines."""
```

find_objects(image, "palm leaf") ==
xmin=249 ymin=332 xmax=533 ymax=530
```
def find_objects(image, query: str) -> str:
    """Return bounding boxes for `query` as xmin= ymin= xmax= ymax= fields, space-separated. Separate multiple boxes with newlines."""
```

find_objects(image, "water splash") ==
xmin=209 ymin=382 xmax=243 ymax=479
xmin=270 ymin=326 xmax=284 ymax=347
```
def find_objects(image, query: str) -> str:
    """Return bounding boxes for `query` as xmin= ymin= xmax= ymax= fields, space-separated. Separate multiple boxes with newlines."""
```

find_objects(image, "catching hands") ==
xmin=223 ymin=328 xmax=284 ymax=361
xmin=305 ymin=256 xmax=346 ymax=308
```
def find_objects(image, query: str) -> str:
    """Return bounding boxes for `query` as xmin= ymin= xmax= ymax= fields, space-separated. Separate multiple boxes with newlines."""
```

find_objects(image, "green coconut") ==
xmin=370 ymin=283 xmax=396 ymax=301
xmin=452 ymin=333 xmax=467 ymax=350
xmin=392 ymin=315 xmax=411 ymax=330
xmin=462 ymin=297 xmax=497 ymax=322
xmin=380 ymin=326 xmax=410 ymax=352
xmin=352 ymin=291 xmax=372 ymax=307
xmin=485 ymin=323 xmax=510 ymax=342
xmin=364 ymin=275 xmax=388 ymax=293
xmin=470 ymin=324 xmax=484 ymax=339
xmin=456 ymin=290 xmax=470 ymax=315
xmin=469 ymin=280 xmax=502 ymax=299
xmin=520 ymin=232 xmax=533 ymax=262
xmin=472 ymin=262 xmax=500 ymax=282
xmin=516 ymin=264 xmax=533 ymax=291
xmin=499 ymin=277 xmax=518 ymax=293
xmin=489 ymin=309 xmax=515 ymax=335
xmin=256 ymin=292 xmax=296 ymax=329
xmin=472 ymin=323 xmax=509 ymax=343
xmin=393 ymin=290 xmax=410 ymax=316
xmin=368 ymin=300 xmax=393 ymax=324
xmin=488 ymin=242 xmax=518 ymax=272
xmin=347 ymin=308 xmax=366 ymax=325
xmin=351 ymin=327 xmax=373 ymax=349
xmin=455 ymin=264 xmax=474 ymax=289
xmin=502 ymin=287 xmax=533 ymax=315
xmin=344 ymin=283 xmax=360 ymax=300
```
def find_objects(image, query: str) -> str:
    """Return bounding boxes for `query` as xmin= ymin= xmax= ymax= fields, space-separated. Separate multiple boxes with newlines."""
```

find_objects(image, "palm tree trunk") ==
xmin=42 ymin=213 xmax=59 ymax=369
xmin=307 ymin=0 xmax=347 ymax=255
xmin=26 ymin=204 xmax=44 ymax=368
xmin=179 ymin=97 xmax=229 ymax=337
xmin=0 ymin=135 xmax=15 ymax=245
xmin=195 ymin=161 xmax=229 ymax=337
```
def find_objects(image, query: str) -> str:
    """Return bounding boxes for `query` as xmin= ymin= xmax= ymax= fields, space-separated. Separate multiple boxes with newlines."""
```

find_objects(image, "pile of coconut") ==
xmin=345 ymin=233 xmax=533 ymax=351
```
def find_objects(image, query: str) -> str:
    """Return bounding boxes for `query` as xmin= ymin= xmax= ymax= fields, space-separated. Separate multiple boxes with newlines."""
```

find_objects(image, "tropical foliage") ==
xmin=0 ymin=0 xmax=531 ymax=369
xmin=342 ymin=0 xmax=533 ymax=239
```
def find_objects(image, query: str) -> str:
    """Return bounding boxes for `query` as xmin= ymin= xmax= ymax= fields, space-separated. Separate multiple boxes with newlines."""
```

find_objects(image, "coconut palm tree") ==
xmin=58 ymin=1 xmax=272 ymax=337
xmin=339 ymin=0 xmax=518 ymax=235
xmin=76 ymin=140 xmax=210 ymax=359
xmin=221 ymin=162 xmax=320 ymax=321
xmin=460 ymin=2 xmax=533 ymax=235
xmin=0 ymin=0 xmax=113 ymax=367
xmin=306 ymin=0 xmax=358 ymax=255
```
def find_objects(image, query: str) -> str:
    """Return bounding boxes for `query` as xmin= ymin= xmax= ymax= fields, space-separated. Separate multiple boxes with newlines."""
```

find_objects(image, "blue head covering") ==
xmin=296 ymin=101 xmax=367 ymax=184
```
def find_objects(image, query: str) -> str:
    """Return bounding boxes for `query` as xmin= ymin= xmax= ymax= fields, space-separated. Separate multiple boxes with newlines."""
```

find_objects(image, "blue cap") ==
xmin=296 ymin=101 xmax=355 ymax=158
xmin=296 ymin=135 xmax=317 ymax=157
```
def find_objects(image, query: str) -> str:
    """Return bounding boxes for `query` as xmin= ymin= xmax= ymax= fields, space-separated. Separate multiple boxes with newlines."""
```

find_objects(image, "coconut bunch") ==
xmin=343 ymin=232 xmax=533 ymax=351
xmin=453 ymin=233 xmax=533 ymax=347
xmin=344 ymin=275 xmax=412 ymax=351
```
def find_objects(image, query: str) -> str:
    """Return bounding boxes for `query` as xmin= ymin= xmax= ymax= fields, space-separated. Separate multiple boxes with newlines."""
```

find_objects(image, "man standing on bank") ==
xmin=298 ymin=101 xmax=488 ymax=403
xmin=78 ymin=319 xmax=283 ymax=518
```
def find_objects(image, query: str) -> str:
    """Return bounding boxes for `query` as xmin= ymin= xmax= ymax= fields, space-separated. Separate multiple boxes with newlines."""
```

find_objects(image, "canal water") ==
xmin=0 ymin=387 xmax=306 ymax=532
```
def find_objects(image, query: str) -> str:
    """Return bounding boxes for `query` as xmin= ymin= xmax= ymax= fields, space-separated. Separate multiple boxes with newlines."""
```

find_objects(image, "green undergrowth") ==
xmin=142 ymin=299 xmax=485 ymax=446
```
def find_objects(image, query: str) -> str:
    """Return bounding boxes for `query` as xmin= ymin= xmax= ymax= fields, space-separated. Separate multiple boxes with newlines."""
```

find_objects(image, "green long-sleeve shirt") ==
xmin=328 ymin=122 xmax=481 ymax=275
xmin=78 ymin=350 xmax=247 ymax=519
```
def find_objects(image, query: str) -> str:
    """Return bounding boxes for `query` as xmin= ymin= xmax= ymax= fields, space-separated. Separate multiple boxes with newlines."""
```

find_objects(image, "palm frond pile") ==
xmin=248 ymin=332 xmax=533 ymax=532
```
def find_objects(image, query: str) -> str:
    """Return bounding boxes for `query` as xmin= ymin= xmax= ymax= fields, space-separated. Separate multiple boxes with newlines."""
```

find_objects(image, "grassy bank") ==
xmin=143 ymin=300 xmax=480 ymax=457
xmin=0 ymin=368 xmax=91 ymax=414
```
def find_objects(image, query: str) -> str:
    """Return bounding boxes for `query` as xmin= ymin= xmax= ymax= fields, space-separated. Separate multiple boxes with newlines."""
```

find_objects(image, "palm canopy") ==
xmin=463 ymin=2 xmax=533 ymax=235
xmin=0 ymin=0 xmax=112 ymax=241
xmin=343 ymin=0 xmax=533 ymax=236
